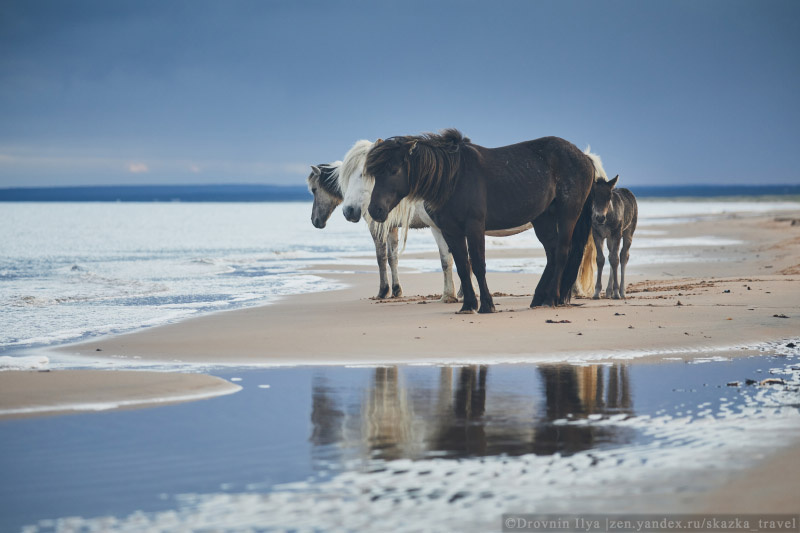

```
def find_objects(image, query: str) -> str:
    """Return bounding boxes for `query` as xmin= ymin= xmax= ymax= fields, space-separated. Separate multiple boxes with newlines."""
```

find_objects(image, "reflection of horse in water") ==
xmin=309 ymin=363 xmax=633 ymax=461
xmin=361 ymin=366 xmax=416 ymax=460
xmin=430 ymin=366 xmax=490 ymax=456
xmin=535 ymin=364 xmax=633 ymax=456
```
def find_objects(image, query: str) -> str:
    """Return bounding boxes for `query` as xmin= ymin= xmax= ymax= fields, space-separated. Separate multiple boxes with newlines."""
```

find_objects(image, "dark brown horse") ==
xmin=366 ymin=129 xmax=597 ymax=313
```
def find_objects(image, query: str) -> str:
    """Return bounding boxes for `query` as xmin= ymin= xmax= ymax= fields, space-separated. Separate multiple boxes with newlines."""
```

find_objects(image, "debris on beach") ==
xmin=759 ymin=378 xmax=786 ymax=386
xmin=727 ymin=381 xmax=740 ymax=387
xmin=546 ymin=319 xmax=571 ymax=324
xmin=773 ymin=314 xmax=789 ymax=319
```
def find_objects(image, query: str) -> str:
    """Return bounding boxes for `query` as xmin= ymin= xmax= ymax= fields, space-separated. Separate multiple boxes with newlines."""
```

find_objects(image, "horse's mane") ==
xmin=583 ymin=146 xmax=608 ymax=182
xmin=308 ymin=161 xmax=343 ymax=200
xmin=366 ymin=128 xmax=471 ymax=210
xmin=339 ymin=140 xmax=373 ymax=194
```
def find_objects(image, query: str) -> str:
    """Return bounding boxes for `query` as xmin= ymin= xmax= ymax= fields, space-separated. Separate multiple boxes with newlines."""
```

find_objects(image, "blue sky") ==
xmin=1 ymin=0 xmax=798 ymax=187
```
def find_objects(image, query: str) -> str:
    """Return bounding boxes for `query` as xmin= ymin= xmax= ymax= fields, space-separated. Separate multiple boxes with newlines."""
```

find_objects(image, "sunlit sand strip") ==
xmin=0 ymin=370 xmax=241 ymax=419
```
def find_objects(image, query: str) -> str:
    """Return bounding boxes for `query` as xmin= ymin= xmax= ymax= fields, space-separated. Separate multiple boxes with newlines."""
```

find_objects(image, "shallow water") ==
xmin=2 ymin=349 xmax=798 ymax=532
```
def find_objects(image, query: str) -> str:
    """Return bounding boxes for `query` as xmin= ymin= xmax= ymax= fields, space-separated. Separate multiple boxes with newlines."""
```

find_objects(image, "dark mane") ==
xmin=365 ymin=128 xmax=471 ymax=210
xmin=313 ymin=163 xmax=343 ymax=200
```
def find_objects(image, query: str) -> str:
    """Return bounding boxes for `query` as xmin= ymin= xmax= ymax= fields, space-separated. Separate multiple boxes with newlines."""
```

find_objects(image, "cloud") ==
xmin=128 ymin=162 xmax=149 ymax=173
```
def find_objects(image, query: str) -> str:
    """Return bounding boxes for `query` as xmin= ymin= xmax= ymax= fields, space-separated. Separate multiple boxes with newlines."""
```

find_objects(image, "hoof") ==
xmin=377 ymin=286 xmax=390 ymax=299
xmin=456 ymin=308 xmax=477 ymax=315
xmin=478 ymin=304 xmax=497 ymax=314
xmin=392 ymin=285 xmax=403 ymax=298
xmin=440 ymin=295 xmax=459 ymax=304
xmin=592 ymin=294 xmax=601 ymax=300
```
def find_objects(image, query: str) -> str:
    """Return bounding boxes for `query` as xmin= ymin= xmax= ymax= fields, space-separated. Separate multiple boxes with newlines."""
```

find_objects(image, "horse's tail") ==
xmin=560 ymin=186 xmax=594 ymax=304
xmin=572 ymin=230 xmax=596 ymax=298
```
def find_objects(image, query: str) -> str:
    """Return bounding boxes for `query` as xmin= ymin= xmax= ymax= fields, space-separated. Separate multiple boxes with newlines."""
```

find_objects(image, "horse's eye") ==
xmin=312 ymin=188 xmax=317 ymax=193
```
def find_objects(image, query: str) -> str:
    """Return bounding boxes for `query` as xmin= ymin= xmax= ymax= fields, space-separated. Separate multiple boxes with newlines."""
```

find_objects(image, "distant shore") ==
xmin=2 ymin=183 xmax=799 ymax=202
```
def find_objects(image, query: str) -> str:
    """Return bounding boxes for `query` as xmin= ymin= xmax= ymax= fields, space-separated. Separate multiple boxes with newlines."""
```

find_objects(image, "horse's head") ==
xmin=338 ymin=139 xmax=377 ymax=223
xmin=341 ymin=167 xmax=370 ymax=223
xmin=365 ymin=138 xmax=412 ymax=223
xmin=307 ymin=163 xmax=342 ymax=229
xmin=592 ymin=175 xmax=619 ymax=225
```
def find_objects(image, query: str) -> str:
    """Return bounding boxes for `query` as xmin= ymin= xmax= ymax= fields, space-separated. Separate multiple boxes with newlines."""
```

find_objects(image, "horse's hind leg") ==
xmin=466 ymin=223 xmax=495 ymax=313
xmin=369 ymin=224 xmax=391 ymax=299
xmin=606 ymin=235 xmax=622 ymax=299
xmin=387 ymin=226 xmax=402 ymax=297
xmin=619 ymin=233 xmax=633 ymax=299
xmin=531 ymin=211 xmax=557 ymax=307
xmin=593 ymin=232 xmax=605 ymax=300
xmin=430 ymin=225 xmax=458 ymax=303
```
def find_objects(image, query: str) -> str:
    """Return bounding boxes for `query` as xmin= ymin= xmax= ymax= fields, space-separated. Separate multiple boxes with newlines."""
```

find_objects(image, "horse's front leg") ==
xmin=430 ymin=225 xmax=458 ymax=303
xmin=593 ymin=232 xmax=605 ymax=300
xmin=387 ymin=226 xmax=402 ymax=297
xmin=606 ymin=235 xmax=621 ymax=299
xmin=443 ymin=232 xmax=476 ymax=314
xmin=466 ymin=223 xmax=495 ymax=313
xmin=369 ymin=224 xmax=391 ymax=299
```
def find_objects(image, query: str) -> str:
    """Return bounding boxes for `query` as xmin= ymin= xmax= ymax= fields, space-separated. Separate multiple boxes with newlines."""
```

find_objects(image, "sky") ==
xmin=1 ymin=0 xmax=799 ymax=188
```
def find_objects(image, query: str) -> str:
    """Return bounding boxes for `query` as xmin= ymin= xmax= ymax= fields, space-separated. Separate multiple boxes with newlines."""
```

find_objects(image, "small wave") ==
xmin=0 ymin=355 xmax=49 ymax=371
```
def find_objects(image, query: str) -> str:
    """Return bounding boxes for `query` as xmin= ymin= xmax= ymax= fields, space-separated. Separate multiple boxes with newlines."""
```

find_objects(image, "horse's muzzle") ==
xmin=593 ymin=215 xmax=606 ymax=225
xmin=368 ymin=204 xmax=388 ymax=223
xmin=342 ymin=205 xmax=361 ymax=223
xmin=312 ymin=216 xmax=326 ymax=229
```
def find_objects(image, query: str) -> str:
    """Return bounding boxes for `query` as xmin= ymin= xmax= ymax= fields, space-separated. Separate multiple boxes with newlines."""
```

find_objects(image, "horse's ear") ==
xmin=609 ymin=175 xmax=619 ymax=188
xmin=311 ymin=165 xmax=321 ymax=177
xmin=375 ymin=138 xmax=383 ymax=145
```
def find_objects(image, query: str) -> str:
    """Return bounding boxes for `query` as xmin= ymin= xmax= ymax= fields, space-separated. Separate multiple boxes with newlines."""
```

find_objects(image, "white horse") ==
xmin=336 ymin=140 xmax=461 ymax=302
xmin=308 ymin=155 xmax=453 ymax=300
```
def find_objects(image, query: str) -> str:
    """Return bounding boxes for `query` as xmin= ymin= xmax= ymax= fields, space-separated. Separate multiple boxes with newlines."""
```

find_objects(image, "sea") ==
xmin=2 ymin=195 xmax=799 ymax=358
xmin=2 ymin=192 xmax=800 ymax=531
